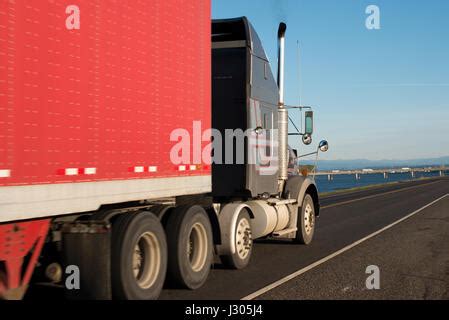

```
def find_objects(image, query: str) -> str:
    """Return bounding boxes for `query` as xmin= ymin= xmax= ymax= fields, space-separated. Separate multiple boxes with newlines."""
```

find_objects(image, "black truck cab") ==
xmin=212 ymin=17 xmax=280 ymax=199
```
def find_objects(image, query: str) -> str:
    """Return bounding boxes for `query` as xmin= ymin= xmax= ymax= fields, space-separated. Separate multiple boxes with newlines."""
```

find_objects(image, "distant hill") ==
xmin=302 ymin=156 xmax=449 ymax=171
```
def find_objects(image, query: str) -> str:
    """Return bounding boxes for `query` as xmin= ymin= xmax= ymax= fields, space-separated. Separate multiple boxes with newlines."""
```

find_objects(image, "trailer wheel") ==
xmin=294 ymin=194 xmax=316 ymax=245
xmin=111 ymin=211 xmax=167 ymax=300
xmin=220 ymin=210 xmax=253 ymax=269
xmin=165 ymin=205 xmax=213 ymax=289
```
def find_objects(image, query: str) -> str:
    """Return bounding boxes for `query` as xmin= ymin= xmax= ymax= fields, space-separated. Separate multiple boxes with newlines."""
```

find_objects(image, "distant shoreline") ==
xmin=319 ymin=176 xmax=440 ymax=197
xmin=302 ymin=156 xmax=449 ymax=172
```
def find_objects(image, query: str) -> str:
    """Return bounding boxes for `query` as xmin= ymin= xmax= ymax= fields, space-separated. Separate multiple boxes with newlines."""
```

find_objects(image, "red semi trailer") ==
xmin=0 ymin=1 xmax=327 ymax=300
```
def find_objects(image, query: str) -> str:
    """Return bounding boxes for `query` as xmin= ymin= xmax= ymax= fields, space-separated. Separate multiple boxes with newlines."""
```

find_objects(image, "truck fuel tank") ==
xmin=246 ymin=200 xmax=290 ymax=238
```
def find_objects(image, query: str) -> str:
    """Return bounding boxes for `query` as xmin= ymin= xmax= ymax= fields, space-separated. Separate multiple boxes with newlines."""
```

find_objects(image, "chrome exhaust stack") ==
xmin=277 ymin=22 xmax=289 ymax=186
xmin=277 ymin=22 xmax=286 ymax=105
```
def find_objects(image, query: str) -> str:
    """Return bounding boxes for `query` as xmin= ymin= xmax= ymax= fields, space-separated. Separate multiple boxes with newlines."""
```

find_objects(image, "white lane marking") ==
xmin=0 ymin=169 xmax=11 ymax=178
xmin=242 ymin=193 xmax=449 ymax=300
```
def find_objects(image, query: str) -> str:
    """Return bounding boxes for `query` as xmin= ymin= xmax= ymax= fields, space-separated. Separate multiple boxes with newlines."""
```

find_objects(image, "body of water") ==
xmin=315 ymin=171 xmax=448 ymax=194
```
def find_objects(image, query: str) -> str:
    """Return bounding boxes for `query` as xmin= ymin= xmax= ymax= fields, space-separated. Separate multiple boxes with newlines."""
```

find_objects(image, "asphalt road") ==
xmin=161 ymin=177 xmax=449 ymax=300
xmin=259 ymin=192 xmax=449 ymax=300
xmin=25 ymin=177 xmax=449 ymax=300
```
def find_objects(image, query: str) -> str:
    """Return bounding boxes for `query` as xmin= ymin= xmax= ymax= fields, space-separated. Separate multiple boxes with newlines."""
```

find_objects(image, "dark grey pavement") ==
xmin=161 ymin=177 xmax=449 ymax=300
xmin=259 ymin=192 xmax=449 ymax=300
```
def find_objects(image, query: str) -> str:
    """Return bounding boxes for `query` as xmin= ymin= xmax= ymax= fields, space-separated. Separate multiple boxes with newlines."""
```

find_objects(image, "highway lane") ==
xmin=319 ymin=178 xmax=442 ymax=208
xmin=258 ymin=194 xmax=449 ymax=299
xmin=160 ymin=177 xmax=449 ymax=300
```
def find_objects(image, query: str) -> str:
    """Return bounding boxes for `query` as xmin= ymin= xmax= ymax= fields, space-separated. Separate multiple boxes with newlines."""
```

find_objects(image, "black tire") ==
xmin=111 ymin=211 xmax=167 ymax=300
xmin=220 ymin=210 xmax=253 ymax=270
xmin=165 ymin=205 xmax=213 ymax=289
xmin=294 ymin=194 xmax=316 ymax=245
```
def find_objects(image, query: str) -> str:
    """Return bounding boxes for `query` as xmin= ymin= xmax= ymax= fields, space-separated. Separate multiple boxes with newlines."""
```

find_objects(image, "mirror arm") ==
xmin=288 ymin=132 xmax=306 ymax=136
xmin=288 ymin=115 xmax=301 ymax=134
xmin=298 ymin=145 xmax=321 ymax=180
xmin=297 ymin=150 xmax=318 ymax=159
xmin=285 ymin=105 xmax=312 ymax=110
xmin=298 ymin=140 xmax=328 ymax=179
xmin=312 ymin=147 xmax=320 ymax=180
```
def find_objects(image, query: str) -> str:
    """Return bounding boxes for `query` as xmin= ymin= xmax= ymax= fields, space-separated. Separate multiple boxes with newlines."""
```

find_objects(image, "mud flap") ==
xmin=61 ymin=222 xmax=111 ymax=300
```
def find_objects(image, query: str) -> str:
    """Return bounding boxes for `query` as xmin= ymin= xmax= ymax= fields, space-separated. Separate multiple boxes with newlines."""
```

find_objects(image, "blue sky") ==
xmin=212 ymin=0 xmax=449 ymax=160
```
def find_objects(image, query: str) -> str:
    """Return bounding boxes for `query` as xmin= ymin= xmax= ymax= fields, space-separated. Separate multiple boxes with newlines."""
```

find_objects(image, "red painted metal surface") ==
xmin=0 ymin=219 xmax=50 ymax=294
xmin=0 ymin=0 xmax=211 ymax=187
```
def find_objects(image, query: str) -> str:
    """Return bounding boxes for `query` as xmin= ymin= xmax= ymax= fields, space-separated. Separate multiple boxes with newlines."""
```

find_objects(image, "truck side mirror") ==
xmin=318 ymin=140 xmax=329 ymax=152
xmin=305 ymin=111 xmax=313 ymax=135
xmin=302 ymin=134 xmax=312 ymax=145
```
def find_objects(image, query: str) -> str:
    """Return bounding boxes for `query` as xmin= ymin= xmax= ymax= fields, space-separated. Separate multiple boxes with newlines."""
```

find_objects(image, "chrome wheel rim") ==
xmin=187 ymin=222 xmax=208 ymax=272
xmin=304 ymin=203 xmax=315 ymax=235
xmin=236 ymin=217 xmax=252 ymax=260
xmin=133 ymin=232 xmax=161 ymax=289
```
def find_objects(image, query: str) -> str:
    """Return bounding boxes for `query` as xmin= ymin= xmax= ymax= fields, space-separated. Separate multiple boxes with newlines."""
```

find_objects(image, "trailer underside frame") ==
xmin=0 ymin=219 xmax=50 ymax=299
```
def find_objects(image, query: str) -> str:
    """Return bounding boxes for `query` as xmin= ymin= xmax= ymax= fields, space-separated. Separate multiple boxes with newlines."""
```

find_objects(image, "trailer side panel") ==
xmin=0 ymin=1 xmax=211 ymax=222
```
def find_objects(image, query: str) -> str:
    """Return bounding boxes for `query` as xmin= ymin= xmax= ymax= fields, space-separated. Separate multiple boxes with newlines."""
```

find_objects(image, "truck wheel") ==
xmin=111 ymin=212 xmax=167 ymax=300
xmin=294 ymin=194 xmax=315 ymax=245
xmin=220 ymin=210 xmax=253 ymax=269
xmin=165 ymin=205 xmax=213 ymax=289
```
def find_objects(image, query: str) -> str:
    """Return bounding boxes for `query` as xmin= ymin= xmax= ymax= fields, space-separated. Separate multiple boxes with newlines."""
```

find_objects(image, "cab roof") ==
xmin=212 ymin=17 xmax=269 ymax=61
